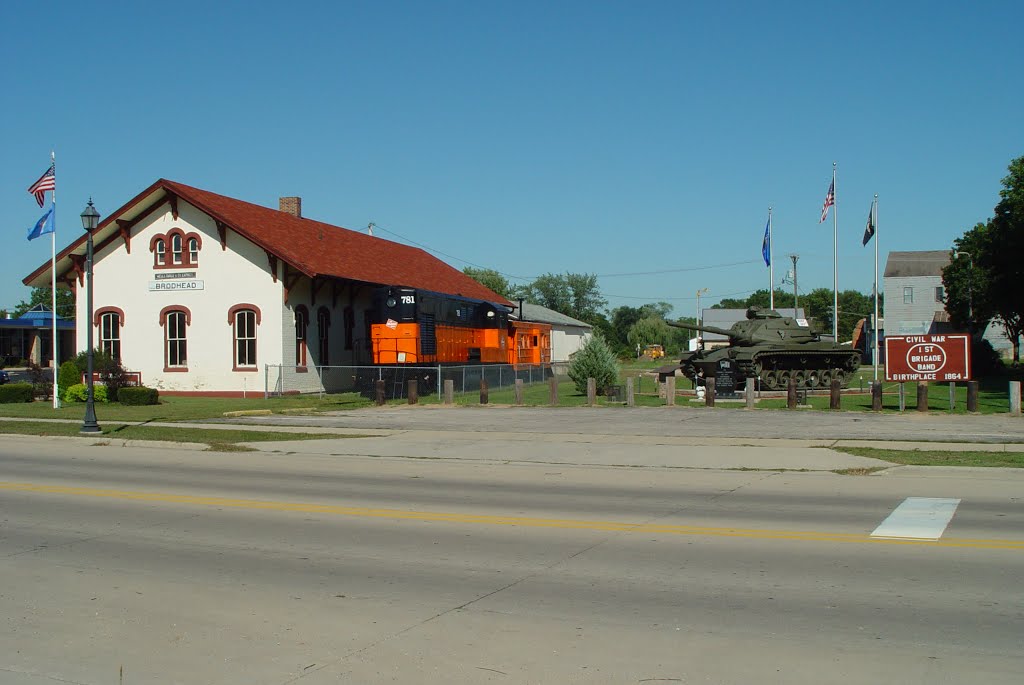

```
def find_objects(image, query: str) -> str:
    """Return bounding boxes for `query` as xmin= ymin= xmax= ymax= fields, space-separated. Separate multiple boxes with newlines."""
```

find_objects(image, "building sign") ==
xmin=154 ymin=271 xmax=196 ymax=280
xmin=149 ymin=280 xmax=205 ymax=291
xmin=884 ymin=334 xmax=971 ymax=382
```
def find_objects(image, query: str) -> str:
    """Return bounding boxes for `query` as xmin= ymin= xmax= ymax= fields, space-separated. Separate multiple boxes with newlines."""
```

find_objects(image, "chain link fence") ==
xmin=265 ymin=363 xmax=554 ymax=402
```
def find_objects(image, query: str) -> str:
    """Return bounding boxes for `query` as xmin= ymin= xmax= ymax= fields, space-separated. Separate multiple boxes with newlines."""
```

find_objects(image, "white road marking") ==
xmin=871 ymin=497 xmax=962 ymax=540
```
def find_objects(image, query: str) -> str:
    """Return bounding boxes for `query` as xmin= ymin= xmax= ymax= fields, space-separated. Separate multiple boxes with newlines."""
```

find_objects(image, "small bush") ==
xmin=59 ymin=360 xmax=81 ymax=399
xmin=568 ymin=332 xmax=621 ymax=395
xmin=73 ymin=350 xmax=129 ymax=401
xmin=0 ymin=382 xmax=34 ymax=403
xmin=972 ymin=337 xmax=1004 ymax=377
xmin=64 ymin=383 xmax=109 ymax=403
xmin=118 ymin=386 xmax=160 ymax=406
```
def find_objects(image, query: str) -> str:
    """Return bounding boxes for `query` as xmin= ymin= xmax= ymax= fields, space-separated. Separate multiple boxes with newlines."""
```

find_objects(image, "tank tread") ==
xmin=751 ymin=350 xmax=861 ymax=389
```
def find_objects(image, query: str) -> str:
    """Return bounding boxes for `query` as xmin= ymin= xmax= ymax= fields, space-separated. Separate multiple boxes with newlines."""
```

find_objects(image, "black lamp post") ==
xmin=80 ymin=199 xmax=101 ymax=434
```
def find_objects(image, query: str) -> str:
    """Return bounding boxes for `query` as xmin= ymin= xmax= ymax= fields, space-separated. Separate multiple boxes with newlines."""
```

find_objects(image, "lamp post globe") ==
xmin=80 ymin=199 xmax=101 ymax=434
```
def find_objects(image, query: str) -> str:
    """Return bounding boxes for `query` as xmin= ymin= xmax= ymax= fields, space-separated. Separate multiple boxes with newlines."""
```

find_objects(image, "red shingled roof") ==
xmin=24 ymin=179 xmax=510 ymax=306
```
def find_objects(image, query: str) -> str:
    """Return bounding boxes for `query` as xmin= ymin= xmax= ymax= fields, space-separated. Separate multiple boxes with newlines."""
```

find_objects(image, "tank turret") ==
xmin=668 ymin=307 xmax=860 ymax=390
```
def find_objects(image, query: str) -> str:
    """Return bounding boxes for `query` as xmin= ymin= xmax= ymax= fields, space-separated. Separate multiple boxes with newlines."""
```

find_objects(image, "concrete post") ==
xmin=830 ymin=379 xmax=841 ymax=410
xmin=745 ymin=377 xmax=755 ymax=409
xmin=514 ymin=378 xmax=524 ymax=406
xmin=705 ymin=377 xmax=716 ymax=407
xmin=916 ymin=382 xmax=928 ymax=412
xmin=587 ymin=378 xmax=596 ymax=406
xmin=871 ymin=381 xmax=883 ymax=411
xmin=549 ymin=376 xmax=558 ymax=405
xmin=665 ymin=376 xmax=675 ymax=406
xmin=787 ymin=378 xmax=797 ymax=409
xmin=626 ymin=377 xmax=635 ymax=407
xmin=1010 ymin=380 xmax=1021 ymax=415
xmin=375 ymin=379 xmax=385 ymax=406
xmin=480 ymin=378 xmax=489 ymax=405
xmin=407 ymin=379 xmax=418 ymax=405
xmin=443 ymin=379 xmax=454 ymax=405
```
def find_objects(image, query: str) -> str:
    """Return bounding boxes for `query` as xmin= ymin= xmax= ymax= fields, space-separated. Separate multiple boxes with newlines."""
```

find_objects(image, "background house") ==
xmin=0 ymin=305 xmax=75 ymax=367
xmin=883 ymin=249 xmax=1017 ymax=357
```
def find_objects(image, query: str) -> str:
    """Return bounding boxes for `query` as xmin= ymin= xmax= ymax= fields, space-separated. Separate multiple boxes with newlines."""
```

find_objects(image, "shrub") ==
xmin=63 ymin=383 xmax=109 ymax=403
xmin=568 ymin=332 xmax=621 ymax=395
xmin=58 ymin=360 xmax=81 ymax=399
xmin=73 ymin=350 xmax=129 ymax=401
xmin=971 ymin=337 xmax=1004 ymax=377
xmin=118 ymin=386 xmax=160 ymax=406
xmin=0 ymin=382 xmax=34 ymax=403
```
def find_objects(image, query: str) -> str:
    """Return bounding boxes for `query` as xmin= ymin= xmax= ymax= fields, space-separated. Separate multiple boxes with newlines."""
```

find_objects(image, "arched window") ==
xmin=160 ymin=306 xmax=191 ymax=371
xmin=100 ymin=311 xmax=122 ymax=360
xmin=317 ymin=307 xmax=330 ymax=365
xmin=295 ymin=306 xmax=309 ymax=367
xmin=188 ymin=237 xmax=199 ymax=265
xmin=171 ymin=234 xmax=183 ymax=264
xmin=229 ymin=304 xmax=261 ymax=370
xmin=155 ymin=240 xmax=166 ymax=266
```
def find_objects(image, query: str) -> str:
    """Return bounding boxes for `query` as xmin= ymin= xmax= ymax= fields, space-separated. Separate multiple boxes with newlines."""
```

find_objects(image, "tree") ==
xmin=519 ymin=272 xmax=607 ymax=325
xmin=462 ymin=267 xmax=515 ymax=300
xmin=567 ymin=332 xmax=620 ymax=395
xmin=13 ymin=287 xmax=75 ymax=319
xmin=626 ymin=316 xmax=671 ymax=349
xmin=943 ymin=155 xmax=1024 ymax=362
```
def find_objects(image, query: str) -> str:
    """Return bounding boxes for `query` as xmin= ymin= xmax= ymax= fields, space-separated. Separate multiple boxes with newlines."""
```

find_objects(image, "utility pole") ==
xmin=788 ymin=254 xmax=799 ymax=311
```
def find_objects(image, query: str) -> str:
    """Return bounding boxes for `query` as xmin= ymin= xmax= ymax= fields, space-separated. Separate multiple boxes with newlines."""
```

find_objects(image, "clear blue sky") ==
xmin=3 ymin=1 xmax=1021 ymax=318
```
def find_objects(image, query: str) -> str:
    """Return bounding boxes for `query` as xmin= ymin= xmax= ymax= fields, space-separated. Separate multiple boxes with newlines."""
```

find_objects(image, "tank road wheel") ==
xmin=778 ymin=370 xmax=792 ymax=388
xmin=806 ymin=370 xmax=821 ymax=388
xmin=763 ymin=371 xmax=779 ymax=390
xmin=792 ymin=370 xmax=806 ymax=388
xmin=819 ymin=370 xmax=832 ymax=387
xmin=833 ymin=369 xmax=847 ymax=387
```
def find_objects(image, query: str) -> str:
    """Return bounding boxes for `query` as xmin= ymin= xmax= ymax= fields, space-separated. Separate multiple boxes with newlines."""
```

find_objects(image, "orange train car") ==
xmin=371 ymin=287 xmax=550 ymax=366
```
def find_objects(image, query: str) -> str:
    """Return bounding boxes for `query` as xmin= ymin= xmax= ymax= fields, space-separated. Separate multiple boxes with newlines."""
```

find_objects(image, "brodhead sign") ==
xmin=884 ymin=334 xmax=971 ymax=382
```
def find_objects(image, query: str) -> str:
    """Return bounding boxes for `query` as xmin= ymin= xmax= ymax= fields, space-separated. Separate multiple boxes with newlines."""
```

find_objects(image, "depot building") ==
xmin=24 ymin=179 xmax=508 ymax=396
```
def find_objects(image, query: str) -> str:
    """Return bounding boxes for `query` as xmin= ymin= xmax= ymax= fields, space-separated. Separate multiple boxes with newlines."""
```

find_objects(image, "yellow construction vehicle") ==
xmin=643 ymin=344 xmax=665 ymax=359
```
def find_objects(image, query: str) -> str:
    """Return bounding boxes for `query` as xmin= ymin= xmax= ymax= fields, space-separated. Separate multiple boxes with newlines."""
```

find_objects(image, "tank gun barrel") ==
xmin=666 ymin=320 xmax=750 ymax=341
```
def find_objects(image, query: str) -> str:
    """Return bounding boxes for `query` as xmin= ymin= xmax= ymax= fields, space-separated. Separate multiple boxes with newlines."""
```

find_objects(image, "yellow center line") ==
xmin=3 ymin=480 xmax=1022 ymax=551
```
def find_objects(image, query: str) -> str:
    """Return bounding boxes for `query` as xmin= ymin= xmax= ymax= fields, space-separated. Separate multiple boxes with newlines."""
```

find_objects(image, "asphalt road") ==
xmin=2 ymin=436 xmax=1022 ymax=685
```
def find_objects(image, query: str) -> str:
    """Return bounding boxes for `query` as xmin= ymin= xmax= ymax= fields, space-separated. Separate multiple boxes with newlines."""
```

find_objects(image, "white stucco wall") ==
xmin=78 ymin=201 xmax=283 ymax=394
xmin=552 ymin=326 xmax=591 ymax=362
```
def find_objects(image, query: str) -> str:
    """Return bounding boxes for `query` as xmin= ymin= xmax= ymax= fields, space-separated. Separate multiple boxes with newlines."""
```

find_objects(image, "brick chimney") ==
xmin=279 ymin=196 xmax=302 ymax=218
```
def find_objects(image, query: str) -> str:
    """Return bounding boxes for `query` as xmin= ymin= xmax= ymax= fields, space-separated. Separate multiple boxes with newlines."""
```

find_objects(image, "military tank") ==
xmin=667 ymin=307 xmax=862 ymax=389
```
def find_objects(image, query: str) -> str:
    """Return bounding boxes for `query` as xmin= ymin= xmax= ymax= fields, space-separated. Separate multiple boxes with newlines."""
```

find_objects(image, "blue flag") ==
xmin=27 ymin=204 xmax=55 ymax=241
xmin=761 ymin=218 xmax=770 ymax=267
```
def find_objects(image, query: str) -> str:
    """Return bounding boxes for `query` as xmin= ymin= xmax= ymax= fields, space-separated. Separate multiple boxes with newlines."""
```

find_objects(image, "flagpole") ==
xmin=873 ymin=194 xmax=879 ymax=382
xmin=50 ymin=151 xmax=59 ymax=409
xmin=832 ymin=162 xmax=838 ymax=341
xmin=768 ymin=207 xmax=774 ymax=310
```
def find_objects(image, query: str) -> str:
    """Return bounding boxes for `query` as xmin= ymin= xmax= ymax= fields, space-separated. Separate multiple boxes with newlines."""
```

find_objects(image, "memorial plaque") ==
xmin=714 ymin=358 xmax=738 ymax=397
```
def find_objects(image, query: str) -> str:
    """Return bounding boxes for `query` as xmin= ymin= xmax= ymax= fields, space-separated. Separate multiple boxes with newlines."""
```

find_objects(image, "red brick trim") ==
xmin=159 ymin=305 xmax=192 ymax=326
xmin=159 ymin=390 xmax=300 ymax=397
xmin=227 ymin=303 xmax=262 ymax=325
xmin=163 ymin=366 xmax=188 ymax=373
xmin=93 ymin=306 xmax=125 ymax=327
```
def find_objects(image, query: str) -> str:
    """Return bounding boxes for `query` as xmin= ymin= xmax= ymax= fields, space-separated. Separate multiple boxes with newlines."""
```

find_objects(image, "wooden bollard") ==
xmin=830 ymin=379 xmax=841 ymax=410
xmin=480 ymin=378 xmax=489 ymax=405
xmin=626 ymin=377 xmax=635 ymax=407
xmin=705 ymin=377 xmax=716 ymax=407
xmin=665 ymin=376 xmax=675 ymax=406
xmin=514 ymin=378 xmax=524 ymax=406
xmin=407 ymin=379 xmax=418 ymax=405
xmin=787 ymin=378 xmax=798 ymax=409
xmin=1010 ymin=380 xmax=1021 ymax=415
xmin=549 ymin=376 xmax=558 ymax=405
xmin=375 ymin=379 xmax=385 ymax=406
xmin=443 ymin=379 xmax=454 ymax=405
xmin=916 ymin=382 xmax=928 ymax=412
xmin=967 ymin=380 xmax=979 ymax=413
xmin=871 ymin=381 xmax=883 ymax=411
xmin=745 ymin=377 xmax=755 ymax=409
xmin=587 ymin=378 xmax=596 ymax=406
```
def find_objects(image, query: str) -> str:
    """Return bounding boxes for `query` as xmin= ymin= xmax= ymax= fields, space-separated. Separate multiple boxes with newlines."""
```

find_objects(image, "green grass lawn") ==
xmin=834 ymin=446 xmax=1024 ymax=468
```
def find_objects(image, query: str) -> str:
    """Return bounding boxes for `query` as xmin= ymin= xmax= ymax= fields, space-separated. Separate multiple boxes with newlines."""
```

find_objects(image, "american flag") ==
xmin=819 ymin=179 xmax=834 ymax=223
xmin=28 ymin=164 xmax=56 ymax=207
